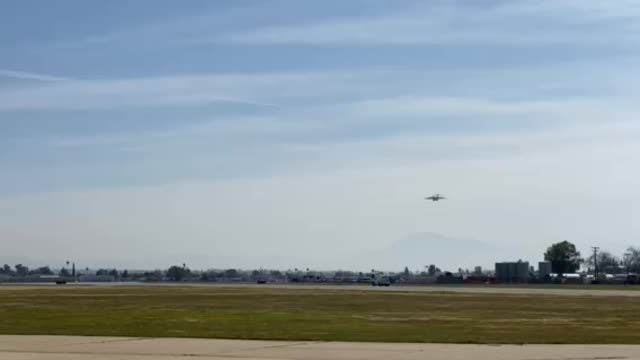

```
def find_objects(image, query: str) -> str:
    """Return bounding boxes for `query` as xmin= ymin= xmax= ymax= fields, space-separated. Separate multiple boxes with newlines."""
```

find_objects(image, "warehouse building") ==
xmin=495 ymin=261 xmax=530 ymax=283
xmin=538 ymin=261 xmax=552 ymax=278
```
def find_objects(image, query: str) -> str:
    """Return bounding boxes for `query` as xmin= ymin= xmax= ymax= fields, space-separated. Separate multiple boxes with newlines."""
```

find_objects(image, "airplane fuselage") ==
xmin=426 ymin=194 xmax=445 ymax=201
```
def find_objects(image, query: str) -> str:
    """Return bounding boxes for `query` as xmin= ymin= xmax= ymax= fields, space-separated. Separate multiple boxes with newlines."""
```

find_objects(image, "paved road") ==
xmin=1 ymin=336 xmax=640 ymax=360
xmin=245 ymin=283 xmax=640 ymax=297
xmin=4 ymin=282 xmax=640 ymax=297
xmin=181 ymin=283 xmax=640 ymax=297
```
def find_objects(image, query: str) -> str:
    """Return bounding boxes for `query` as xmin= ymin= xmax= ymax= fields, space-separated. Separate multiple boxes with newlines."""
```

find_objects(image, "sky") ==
xmin=2 ymin=0 xmax=640 ymax=271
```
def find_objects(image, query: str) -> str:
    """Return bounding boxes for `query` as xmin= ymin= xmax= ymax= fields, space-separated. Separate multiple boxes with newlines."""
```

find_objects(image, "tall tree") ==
xmin=59 ymin=267 xmax=70 ymax=277
xmin=427 ymin=265 xmax=437 ymax=276
xmin=0 ymin=264 xmax=12 ymax=275
xmin=586 ymin=250 xmax=620 ymax=274
xmin=224 ymin=269 xmax=239 ymax=278
xmin=108 ymin=269 xmax=119 ymax=279
xmin=14 ymin=264 xmax=29 ymax=277
xmin=623 ymin=247 xmax=640 ymax=273
xmin=166 ymin=265 xmax=190 ymax=281
xmin=544 ymin=241 xmax=583 ymax=275
xmin=31 ymin=266 xmax=53 ymax=275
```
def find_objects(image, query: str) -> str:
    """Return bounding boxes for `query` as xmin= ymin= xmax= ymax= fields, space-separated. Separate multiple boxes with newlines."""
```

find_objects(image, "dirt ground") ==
xmin=1 ymin=336 xmax=640 ymax=360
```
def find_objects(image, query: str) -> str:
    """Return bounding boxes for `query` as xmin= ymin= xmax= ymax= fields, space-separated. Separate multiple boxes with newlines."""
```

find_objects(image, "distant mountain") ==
xmin=1 ymin=232 xmax=517 ymax=273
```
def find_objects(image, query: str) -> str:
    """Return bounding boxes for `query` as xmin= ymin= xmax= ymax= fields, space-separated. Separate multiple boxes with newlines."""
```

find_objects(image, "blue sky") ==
xmin=2 ymin=1 xmax=640 ymax=270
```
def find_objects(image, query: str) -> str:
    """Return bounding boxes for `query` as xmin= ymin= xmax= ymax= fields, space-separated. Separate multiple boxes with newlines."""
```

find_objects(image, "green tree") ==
xmin=14 ymin=264 xmax=29 ymax=277
xmin=121 ymin=270 xmax=129 ymax=279
xmin=224 ymin=269 xmax=239 ymax=278
xmin=59 ymin=267 xmax=71 ymax=277
xmin=166 ymin=265 xmax=190 ymax=281
xmin=96 ymin=269 xmax=109 ymax=276
xmin=544 ymin=241 xmax=583 ymax=275
xmin=427 ymin=265 xmax=437 ymax=276
xmin=108 ymin=269 xmax=119 ymax=279
xmin=0 ymin=264 xmax=13 ymax=275
xmin=32 ymin=266 xmax=53 ymax=275
xmin=143 ymin=270 xmax=163 ymax=282
xmin=403 ymin=266 xmax=411 ymax=278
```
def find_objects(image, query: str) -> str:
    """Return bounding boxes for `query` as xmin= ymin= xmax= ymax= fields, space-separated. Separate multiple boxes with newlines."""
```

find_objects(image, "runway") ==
xmin=2 ymin=336 xmax=640 ymax=360
xmin=5 ymin=282 xmax=640 ymax=297
xmin=243 ymin=283 xmax=640 ymax=297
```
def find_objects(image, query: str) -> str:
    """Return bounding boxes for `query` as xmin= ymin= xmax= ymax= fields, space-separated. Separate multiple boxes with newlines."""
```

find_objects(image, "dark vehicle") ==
xmin=465 ymin=275 xmax=496 ymax=284
xmin=625 ymin=274 xmax=639 ymax=285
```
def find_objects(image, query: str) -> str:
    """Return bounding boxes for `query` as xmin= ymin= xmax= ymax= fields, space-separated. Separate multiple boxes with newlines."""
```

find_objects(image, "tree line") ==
xmin=544 ymin=241 xmax=640 ymax=275
xmin=0 ymin=264 xmax=54 ymax=276
xmin=3 ymin=242 xmax=640 ymax=282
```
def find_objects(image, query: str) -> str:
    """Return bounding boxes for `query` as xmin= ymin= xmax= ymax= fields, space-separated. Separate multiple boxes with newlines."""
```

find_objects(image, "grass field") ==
xmin=442 ymin=283 xmax=640 ymax=291
xmin=2 ymin=285 xmax=640 ymax=344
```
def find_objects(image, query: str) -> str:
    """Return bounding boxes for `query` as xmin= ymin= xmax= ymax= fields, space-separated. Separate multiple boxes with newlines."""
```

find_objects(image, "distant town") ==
xmin=3 ymin=241 xmax=640 ymax=285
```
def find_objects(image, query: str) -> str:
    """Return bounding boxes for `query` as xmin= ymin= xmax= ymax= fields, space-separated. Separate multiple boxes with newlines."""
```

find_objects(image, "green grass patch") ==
xmin=1 ymin=285 xmax=639 ymax=344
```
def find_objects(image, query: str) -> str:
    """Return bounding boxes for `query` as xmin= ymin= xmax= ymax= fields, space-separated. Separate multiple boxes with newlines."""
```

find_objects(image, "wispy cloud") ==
xmin=499 ymin=0 xmax=640 ymax=21
xmin=33 ymin=0 xmax=640 ymax=52
xmin=0 ymin=69 xmax=70 ymax=82
xmin=45 ymin=116 xmax=325 ymax=149
xmin=2 ymin=60 xmax=639 ymax=112
xmin=218 ymin=0 xmax=640 ymax=46
xmin=0 ymin=73 xmax=293 ymax=110
xmin=43 ymin=3 xmax=274 ymax=51
xmin=341 ymin=96 xmax=602 ymax=120
xmin=37 ymin=93 xmax=640 ymax=157
xmin=338 ymin=96 xmax=640 ymax=132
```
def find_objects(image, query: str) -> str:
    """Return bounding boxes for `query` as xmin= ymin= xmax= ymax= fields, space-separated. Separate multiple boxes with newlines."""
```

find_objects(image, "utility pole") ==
xmin=592 ymin=246 xmax=600 ymax=280
xmin=624 ymin=252 xmax=632 ymax=274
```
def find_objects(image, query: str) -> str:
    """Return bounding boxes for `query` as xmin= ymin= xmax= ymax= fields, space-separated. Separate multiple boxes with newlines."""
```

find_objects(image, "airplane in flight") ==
xmin=425 ymin=194 xmax=446 ymax=202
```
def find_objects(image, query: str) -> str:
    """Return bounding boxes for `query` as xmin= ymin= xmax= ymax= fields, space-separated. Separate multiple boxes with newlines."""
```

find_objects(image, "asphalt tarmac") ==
xmin=2 ymin=336 xmax=640 ymax=360
xmin=4 ymin=282 xmax=640 ymax=297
